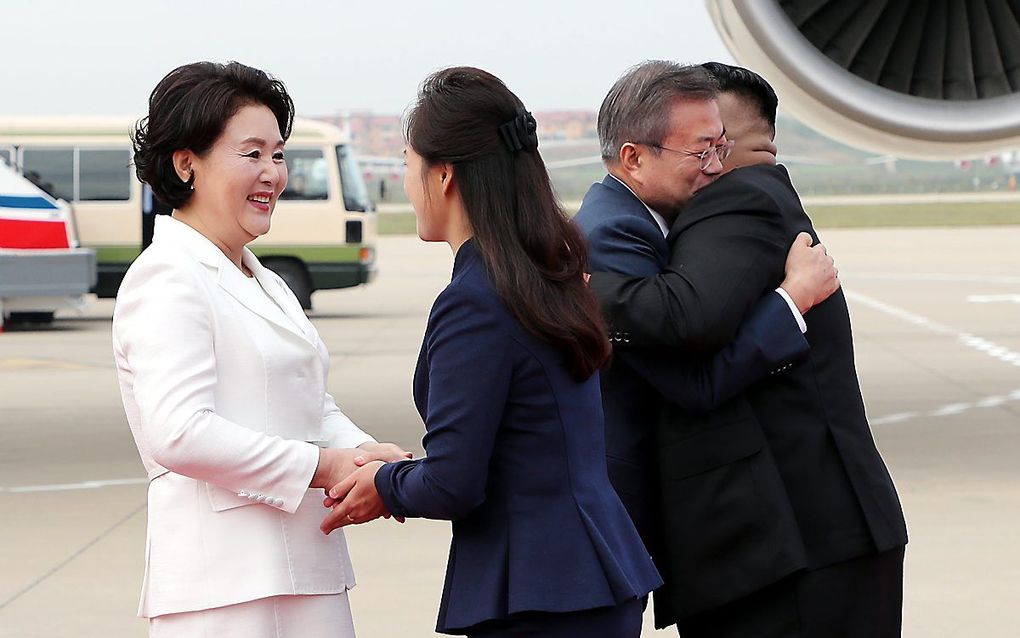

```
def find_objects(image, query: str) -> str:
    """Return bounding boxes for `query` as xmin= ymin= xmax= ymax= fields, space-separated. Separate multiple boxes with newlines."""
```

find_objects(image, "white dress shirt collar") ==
xmin=608 ymin=174 xmax=670 ymax=238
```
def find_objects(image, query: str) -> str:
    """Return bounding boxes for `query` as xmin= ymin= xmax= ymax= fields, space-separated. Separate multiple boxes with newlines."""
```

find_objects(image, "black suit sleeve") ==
xmin=615 ymin=290 xmax=808 ymax=413
xmin=589 ymin=178 xmax=789 ymax=354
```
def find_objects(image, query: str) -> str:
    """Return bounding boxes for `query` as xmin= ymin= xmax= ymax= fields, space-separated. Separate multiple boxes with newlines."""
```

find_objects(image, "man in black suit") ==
xmin=589 ymin=63 xmax=908 ymax=637
xmin=576 ymin=61 xmax=843 ymax=632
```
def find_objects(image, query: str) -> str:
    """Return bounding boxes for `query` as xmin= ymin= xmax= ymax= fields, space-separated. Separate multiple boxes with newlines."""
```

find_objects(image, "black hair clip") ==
xmin=499 ymin=108 xmax=539 ymax=154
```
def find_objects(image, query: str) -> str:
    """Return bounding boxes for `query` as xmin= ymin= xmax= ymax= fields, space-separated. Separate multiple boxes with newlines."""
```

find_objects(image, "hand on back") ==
xmin=780 ymin=232 xmax=840 ymax=314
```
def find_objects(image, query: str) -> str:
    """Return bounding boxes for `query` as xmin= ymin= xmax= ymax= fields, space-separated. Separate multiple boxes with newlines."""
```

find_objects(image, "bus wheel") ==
xmin=265 ymin=260 xmax=312 ymax=310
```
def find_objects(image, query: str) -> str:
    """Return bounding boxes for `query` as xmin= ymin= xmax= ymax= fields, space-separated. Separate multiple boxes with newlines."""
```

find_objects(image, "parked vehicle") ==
xmin=0 ymin=161 xmax=96 ymax=329
xmin=0 ymin=116 xmax=376 ymax=309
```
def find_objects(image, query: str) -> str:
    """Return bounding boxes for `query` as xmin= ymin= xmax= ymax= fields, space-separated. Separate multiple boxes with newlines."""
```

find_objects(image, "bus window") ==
xmin=0 ymin=148 xmax=11 ymax=167
xmin=335 ymin=145 xmax=373 ymax=212
xmin=79 ymin=149 xmax=131 ymax=201
xmin=280 ymin=149 xmax=329 ymax=200
xmin=22 ymin=148 xmax=74 ymax=201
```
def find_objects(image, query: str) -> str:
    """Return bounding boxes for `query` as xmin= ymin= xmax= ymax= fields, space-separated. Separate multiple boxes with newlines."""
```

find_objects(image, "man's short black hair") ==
xmin=701 ymin=62 xmax=778 ymax=134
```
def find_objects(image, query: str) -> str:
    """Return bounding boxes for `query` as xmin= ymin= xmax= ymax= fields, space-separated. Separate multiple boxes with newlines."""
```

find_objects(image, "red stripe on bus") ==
xmin=0 ymin=218 xmax=70 ymax=249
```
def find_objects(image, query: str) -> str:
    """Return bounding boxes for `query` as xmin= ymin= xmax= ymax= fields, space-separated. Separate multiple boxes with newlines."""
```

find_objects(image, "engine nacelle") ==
xmin=707 ymin=0 xmax=1020 ymax=159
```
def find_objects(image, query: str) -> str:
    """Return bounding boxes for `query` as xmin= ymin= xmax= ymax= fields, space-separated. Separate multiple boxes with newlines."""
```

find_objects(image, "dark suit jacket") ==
xmin=373 ymin=238 xmax=662 ymax=634
xmin=590 ymin=165 xmax=908 ymax=625
xmin=574 ymin=175 xmax=814 ymax=623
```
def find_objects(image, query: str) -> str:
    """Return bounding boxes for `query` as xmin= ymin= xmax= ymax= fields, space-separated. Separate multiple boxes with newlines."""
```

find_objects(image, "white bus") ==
xmin=0 ymin=116 xmax=377 ymax=309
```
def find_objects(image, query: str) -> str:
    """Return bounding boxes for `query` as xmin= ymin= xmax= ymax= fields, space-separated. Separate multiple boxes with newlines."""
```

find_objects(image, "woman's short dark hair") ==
xmin=132 ymin=61 xmax=295 ymax=209
xmin=406 ymin=67 xmax=611 ymax=380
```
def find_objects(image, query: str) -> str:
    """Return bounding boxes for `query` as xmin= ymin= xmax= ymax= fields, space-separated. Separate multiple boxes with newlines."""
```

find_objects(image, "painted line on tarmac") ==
xmin=846 ymin=291 xmax=1020 ymax=426
xmin=845 ymin=291 xmax=1020 ymax=368
xmin=0 ymin=502 xmax=146 ymax=611
xmin=967 ymin=294 xmax=1020 ymax=304
xmin=0 ymin=477 xmax=148 ymax=493
xmin=872 ymin=389 xmax=1020 ymax=426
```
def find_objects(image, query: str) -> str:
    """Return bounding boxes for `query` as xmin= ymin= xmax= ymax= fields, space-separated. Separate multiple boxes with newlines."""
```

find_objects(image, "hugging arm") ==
xmin=589 ymin=191 xmax=791 ymax=354
xmin=616 ymin=289 xmax=808 ymax=413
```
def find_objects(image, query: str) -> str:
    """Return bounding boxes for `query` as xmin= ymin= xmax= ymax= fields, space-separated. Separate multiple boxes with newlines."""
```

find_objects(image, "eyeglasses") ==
xmin=639 ymin=139 xmax=734 ymax=171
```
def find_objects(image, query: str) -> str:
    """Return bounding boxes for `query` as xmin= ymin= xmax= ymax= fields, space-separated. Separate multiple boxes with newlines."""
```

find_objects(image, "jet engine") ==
xmin=707 ymin=0 xmax=1020 ymax=159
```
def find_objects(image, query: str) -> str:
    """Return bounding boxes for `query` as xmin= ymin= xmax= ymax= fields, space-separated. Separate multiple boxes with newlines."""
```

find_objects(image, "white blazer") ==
xmin=113 ymin=215 xmax=374 ymax=618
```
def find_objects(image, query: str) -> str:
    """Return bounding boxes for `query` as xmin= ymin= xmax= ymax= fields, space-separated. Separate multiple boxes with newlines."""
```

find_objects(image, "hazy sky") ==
xmin=3 ymin=0 xmax=734 ymax=117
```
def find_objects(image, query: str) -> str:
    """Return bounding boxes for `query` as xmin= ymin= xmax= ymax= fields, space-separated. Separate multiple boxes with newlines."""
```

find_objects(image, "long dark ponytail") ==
xmin=406 ymin=67 xmax=610 ymax=380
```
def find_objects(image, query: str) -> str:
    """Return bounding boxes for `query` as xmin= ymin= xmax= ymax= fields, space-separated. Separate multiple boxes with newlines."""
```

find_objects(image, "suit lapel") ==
xmin=244 ymin=250 xmax=320 ymax=344
xmin=412 ymin=340 xmax=429 ymax=420
xmin=216 ymin=260 xmax=310 ymax=343
xmin=153 ymin=215 xmax=316 ymax=345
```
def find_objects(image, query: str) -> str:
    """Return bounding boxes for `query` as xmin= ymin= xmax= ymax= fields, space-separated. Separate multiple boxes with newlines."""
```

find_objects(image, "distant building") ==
xmin=310 ymin=110 xmax=597 ymax=159
xmin=312 ymin=112 xmax=404 ymax=159
xmin=532 ymin=110 xmax=598 ymax=141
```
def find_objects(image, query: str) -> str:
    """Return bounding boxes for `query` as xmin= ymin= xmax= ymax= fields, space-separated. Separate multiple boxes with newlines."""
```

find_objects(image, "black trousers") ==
xmin=466 ymin=597 xmax=644 ymax=638
xmin=677 ymin=547 xmax=905 ymax=638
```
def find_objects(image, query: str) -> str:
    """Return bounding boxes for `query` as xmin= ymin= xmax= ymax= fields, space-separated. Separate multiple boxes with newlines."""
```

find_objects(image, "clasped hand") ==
xmin=310 ymin=442 xmax=409 ymax=534
xmin=310 ymin=441 xmax=408 ymax=498
xmin=310 ymin=440 xmax=405 ymax=485
xmin=319 ymin=460 xmax=396 ymax=535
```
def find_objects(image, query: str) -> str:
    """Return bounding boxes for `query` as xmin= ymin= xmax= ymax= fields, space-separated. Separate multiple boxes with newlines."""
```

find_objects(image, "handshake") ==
xmin=310 ymin=442 xmax=412 ymax=535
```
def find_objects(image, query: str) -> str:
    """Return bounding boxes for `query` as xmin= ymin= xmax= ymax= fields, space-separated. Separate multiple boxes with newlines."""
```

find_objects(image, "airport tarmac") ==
xmin=1 ymin=227 xmax=1018 ymax=637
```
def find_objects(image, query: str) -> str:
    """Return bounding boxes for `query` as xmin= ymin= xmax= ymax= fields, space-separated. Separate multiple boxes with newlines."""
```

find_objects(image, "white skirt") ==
xmin=149 ymin=592 xmax=356 ymax=638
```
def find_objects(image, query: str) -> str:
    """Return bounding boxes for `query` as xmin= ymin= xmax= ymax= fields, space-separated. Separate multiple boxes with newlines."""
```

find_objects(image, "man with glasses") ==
xmin=585 ymin=62 xmax=907 ymax=637
xmin=574 ymin=61 xmax=843 ymax=634
xmin=644 ymin=138 xmax=734 ymax=171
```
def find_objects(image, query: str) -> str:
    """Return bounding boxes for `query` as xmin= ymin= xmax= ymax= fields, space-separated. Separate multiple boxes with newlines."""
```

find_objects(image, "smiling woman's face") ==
xmin=186 ymin=103 xmax=289 ymax=245
xmin=717 ymin=91 xmax=778 ymax=173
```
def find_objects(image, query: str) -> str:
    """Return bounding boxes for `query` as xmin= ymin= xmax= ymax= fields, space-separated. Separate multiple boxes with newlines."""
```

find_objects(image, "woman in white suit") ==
xmin=113 ymin=61 xmax=408 ymax=637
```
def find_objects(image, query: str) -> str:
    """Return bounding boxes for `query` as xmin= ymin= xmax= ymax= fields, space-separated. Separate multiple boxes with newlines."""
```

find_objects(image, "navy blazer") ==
xmin=573 ymin=175 xmax=809 ymax=564
xmin=374 ymin=239 xmax=662 ymax=634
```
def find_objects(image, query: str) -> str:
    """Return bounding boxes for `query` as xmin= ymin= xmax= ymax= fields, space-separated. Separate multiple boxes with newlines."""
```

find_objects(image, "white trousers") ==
xmin=149 ymin=592 xmax=356 ymax=638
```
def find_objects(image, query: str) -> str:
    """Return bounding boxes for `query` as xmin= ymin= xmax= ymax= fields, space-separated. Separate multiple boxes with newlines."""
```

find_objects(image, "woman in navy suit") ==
xmin=320 ymin=67 xmax=662 ymax=636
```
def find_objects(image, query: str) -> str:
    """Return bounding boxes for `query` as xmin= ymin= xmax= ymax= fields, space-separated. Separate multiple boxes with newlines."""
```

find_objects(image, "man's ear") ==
xmin=438 ymin=163 xmax=455 ymax=197
xmin=619 ymin=143 xmax=643 ymax=181
xmin=172 ymin=149 xmax=194 ymax=184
